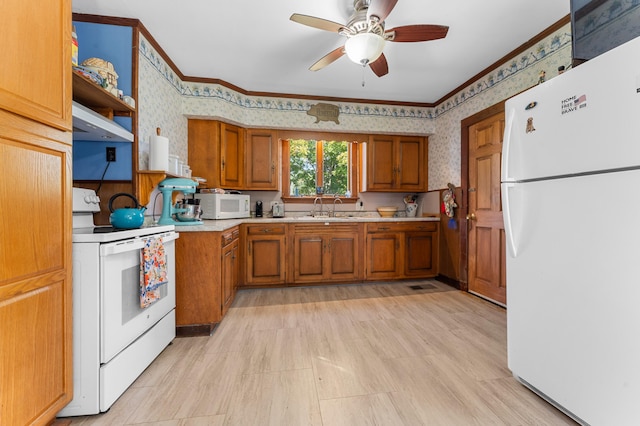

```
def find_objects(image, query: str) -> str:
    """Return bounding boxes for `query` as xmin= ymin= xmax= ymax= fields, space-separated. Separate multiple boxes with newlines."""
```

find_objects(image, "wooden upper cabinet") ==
xmin=245 ymin=129 xmax=279 ymax=190
xmin=0 ymin=0 xmax=71 ymax=131
xmin=366 ymin=135 xmax=395 ymax=189
xmin=189 ymin=121 xmax=277 ymax=191
xmin=188 ymin=119 xmax=221 ymax=187
xmin=220 ymin=122 xmax=244 ymax=189
xmin=361 ymin=135 xmax=428 ymax=192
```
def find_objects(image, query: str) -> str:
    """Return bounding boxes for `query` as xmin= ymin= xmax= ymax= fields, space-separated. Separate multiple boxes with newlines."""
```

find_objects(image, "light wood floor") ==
xmin=64 ymin=280 xmax=575 ymax=425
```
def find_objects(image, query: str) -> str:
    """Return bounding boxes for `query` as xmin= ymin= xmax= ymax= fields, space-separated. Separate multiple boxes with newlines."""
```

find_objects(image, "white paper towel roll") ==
xmin=149 ymin=128 xmax=169 ymax=171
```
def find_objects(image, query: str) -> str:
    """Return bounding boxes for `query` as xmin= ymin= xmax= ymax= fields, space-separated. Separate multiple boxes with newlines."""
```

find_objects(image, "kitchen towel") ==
xmin=149 ymin=128 xmax=169 ymax=171
xmin=140 ymin=236 xmax=168 ymax=308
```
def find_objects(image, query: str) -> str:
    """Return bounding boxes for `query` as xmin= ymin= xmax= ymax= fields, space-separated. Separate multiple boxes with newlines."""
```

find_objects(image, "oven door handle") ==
xmin=100 ymin=232 xmax=178 ymax=256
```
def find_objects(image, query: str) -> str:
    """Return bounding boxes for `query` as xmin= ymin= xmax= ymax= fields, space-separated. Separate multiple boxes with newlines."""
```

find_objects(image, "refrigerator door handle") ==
xmin=502 ymin=182 xmax=518 ymax=258
xmin=502 ymin=109 xmax=515 ymax=182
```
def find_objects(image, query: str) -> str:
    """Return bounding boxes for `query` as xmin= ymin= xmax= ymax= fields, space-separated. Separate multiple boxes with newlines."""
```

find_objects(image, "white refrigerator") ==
xmin=502 ymin=36 xmax=640 ymax=425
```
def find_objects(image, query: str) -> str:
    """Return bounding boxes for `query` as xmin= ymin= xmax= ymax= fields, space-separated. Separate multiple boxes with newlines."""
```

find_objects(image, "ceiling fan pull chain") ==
xmin=362 ymin=64 xmax=366 ymax=87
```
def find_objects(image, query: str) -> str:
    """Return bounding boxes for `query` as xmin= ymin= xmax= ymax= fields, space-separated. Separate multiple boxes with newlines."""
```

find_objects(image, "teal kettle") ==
xmin=108 ymin=193 xmax=146 ymax=229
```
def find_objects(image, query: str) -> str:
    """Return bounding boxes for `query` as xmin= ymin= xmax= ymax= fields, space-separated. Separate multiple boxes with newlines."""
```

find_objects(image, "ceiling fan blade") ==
xmin=309 ymin=46 xmax=346 ymax=71
xmin=290 ymin=13 xmax=346 ymax=33
xmin=367 ymin=0 xmax=398 ymax=22
xmin=386 ymin=25 xmax=449 ymax=42
xmin=369 ymin=53 xmax=389 ymax=77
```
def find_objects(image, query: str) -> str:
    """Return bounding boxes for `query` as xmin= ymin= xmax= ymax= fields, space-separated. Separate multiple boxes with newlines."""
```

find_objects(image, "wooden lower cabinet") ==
xmin=243 ymin=224 xmax=287 ymax=286
xmin=366 ymin=222 xmax=439 ymax=280
xmin=405 ymin=225 xmax=438 ymax=277
xmin=175 ymin=227 xmax=239 ymax=335
xmin=291 ymin=223 xmax=363 ymax=283
xmin=366 ymin=230 xmax=403 ymax=280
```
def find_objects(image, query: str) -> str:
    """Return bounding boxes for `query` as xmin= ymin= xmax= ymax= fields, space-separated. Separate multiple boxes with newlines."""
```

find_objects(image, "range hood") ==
xmin=72 ymin=101 xmax=134 ymax=142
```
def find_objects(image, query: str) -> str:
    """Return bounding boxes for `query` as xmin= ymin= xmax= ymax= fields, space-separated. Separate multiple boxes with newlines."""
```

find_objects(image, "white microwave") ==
xmin=194 ymin=193 xmax=250 ymax=219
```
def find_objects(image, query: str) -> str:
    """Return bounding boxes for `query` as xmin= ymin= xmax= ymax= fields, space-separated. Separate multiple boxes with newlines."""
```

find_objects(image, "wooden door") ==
xmin=467 ymin=111 xmax=507 ymax=305
xmin=0 ymin=0 xmax=73 ymax=423
xmin=246 ymin=129 xmax=278 ymax=190
xmin=220 ymin=122 xmax=243 ymax=189
xmin=396 ymin=136 xmax=425 ymax=190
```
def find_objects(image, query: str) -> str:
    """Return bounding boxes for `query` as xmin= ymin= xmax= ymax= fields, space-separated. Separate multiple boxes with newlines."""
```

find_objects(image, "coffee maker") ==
xmin=157 ymin=177 xmax=203 ymax=226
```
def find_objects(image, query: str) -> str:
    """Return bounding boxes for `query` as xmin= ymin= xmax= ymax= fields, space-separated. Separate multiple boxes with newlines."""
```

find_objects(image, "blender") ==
xmin=157 ymin=177 xmax=203 ymax=226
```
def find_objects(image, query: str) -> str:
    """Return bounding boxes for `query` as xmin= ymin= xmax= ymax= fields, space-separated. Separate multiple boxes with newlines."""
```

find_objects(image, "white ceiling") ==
xmin=72 ymin=0 xmax=570 ymax=105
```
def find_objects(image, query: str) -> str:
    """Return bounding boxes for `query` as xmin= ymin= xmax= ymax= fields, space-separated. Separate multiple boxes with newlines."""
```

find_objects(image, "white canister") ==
xmin=168 ymin=155 xmax=180 ymax=175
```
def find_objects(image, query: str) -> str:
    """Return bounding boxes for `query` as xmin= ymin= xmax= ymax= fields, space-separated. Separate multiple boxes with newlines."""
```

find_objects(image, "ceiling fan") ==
xmin=290 ymin=0 xmax=449 ymax=77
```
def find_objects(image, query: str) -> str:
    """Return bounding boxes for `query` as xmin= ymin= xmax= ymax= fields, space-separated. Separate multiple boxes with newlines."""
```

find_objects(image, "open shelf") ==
xmin=72 ymin=71 xmax=135 ymax=116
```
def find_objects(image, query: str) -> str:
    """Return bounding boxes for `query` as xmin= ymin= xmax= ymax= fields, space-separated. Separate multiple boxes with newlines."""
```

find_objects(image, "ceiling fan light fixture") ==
xmin=345 ymin=33 xmax=385 ymax=65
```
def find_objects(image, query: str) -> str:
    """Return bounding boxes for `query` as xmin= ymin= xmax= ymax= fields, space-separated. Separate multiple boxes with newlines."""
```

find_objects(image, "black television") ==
xmin=571 ymin=0 xmax=640 ymax=66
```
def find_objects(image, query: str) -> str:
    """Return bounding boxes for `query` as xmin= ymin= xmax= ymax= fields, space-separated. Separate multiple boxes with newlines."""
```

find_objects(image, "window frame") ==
xmin=280 ymin=130 xmax=365 ymax=204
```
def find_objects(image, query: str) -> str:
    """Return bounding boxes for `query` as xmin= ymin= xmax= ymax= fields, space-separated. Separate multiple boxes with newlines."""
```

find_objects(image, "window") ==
xmin=289 ymin=139 xmax=349 ymax=196
xmin=281 ymin=132 xmax=363 ymax=202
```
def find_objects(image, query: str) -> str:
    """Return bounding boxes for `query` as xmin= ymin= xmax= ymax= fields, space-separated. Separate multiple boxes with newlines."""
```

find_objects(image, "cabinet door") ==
xmin=366 ymin=232 xmax=402 ymax=280
xmin=220 ymin=122 xmax=244 ymax=188
xmin=246 ymin=129 xmax=278 ymax=190
xmin=221 ymin=238 xmax=238 ymax=317
xmin=366 ymin=135 xmax=396 ymax=190
xmin=246 ymin=235 xmax=286 ymax=285
xmin=327 ymin=233 xmax=361 ymax=281
xmin=0 ymin=0 xmax=71 ymax=131
xmin=0 ymin=0 xmax=73 ymax=422
xmin=293 ymin=234 xmax=325 ymax=282
xmin=397 ymin=136 xmax=426 ymax=190
xmin=188 ymin=119 xmax=221 ymax=187
xmin=404 ymin=231 xmax=438 ymax=277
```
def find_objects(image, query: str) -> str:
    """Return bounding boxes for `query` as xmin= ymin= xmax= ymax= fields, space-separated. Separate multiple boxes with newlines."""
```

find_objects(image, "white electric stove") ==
xmin=59 ymin=188 xmax=178 ymax=417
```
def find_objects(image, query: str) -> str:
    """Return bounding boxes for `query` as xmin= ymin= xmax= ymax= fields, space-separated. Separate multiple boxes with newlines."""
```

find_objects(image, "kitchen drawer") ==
xmin=246 ymin=224 xmax=286 ymax=235
xmin=292 ymin=223 xmax=360 ymax=234
xmin=366 ymin=221 xmax=437 ymax=233
xmin=221 ymin=226 xmax=240 ymax=246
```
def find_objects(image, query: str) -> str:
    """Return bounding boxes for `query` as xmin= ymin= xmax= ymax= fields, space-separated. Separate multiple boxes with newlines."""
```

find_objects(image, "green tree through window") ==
xmin=289 ymin=139 xmax=349 ymax=196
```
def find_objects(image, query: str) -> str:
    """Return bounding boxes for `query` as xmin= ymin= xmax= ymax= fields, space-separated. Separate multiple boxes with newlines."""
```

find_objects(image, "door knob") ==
xmin=466 ymin=213 xmax=477 ymax=221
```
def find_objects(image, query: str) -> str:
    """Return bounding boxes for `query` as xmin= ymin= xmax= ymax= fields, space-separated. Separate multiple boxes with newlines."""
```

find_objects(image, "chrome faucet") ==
xmin=313 ymin=197 xmax=324 ymax=217
xmin=331 ymin=196 xmax=343 ymax=217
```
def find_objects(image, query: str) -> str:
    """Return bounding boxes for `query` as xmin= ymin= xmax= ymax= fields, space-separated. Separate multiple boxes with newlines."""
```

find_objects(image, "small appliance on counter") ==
xmin=157 ymin=178 xmax=203 ymax=226
xmin=272 ymin=202 xmax=285 ymax=218
xmin=195 ymin=193 xmax=250 ymax=219
xmin=255 ymin=200 xmax=263 ymax=217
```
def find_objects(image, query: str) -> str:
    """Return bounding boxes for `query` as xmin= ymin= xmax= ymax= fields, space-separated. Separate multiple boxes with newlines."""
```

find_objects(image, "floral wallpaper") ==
xmin=137 ymin=23 xmax=572 ymax=190
xmin=430 ymin=23 xmax=572 ymax=189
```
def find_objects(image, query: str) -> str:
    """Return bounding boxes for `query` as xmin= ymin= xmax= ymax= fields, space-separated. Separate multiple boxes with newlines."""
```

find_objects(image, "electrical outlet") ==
xmin=106 ymin=147 xmax=116 ymax=162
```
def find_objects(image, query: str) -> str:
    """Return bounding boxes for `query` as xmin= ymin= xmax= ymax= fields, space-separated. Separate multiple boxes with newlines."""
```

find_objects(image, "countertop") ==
xmin=174 ymin=215 xmax=441 ymax=232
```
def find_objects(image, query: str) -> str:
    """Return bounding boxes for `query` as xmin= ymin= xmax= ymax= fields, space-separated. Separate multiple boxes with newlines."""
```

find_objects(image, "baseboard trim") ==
xmin=176 ymin=323 xmax=218 ymax=337
xmin=435 ymin=274 xmax=463 ymax=290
